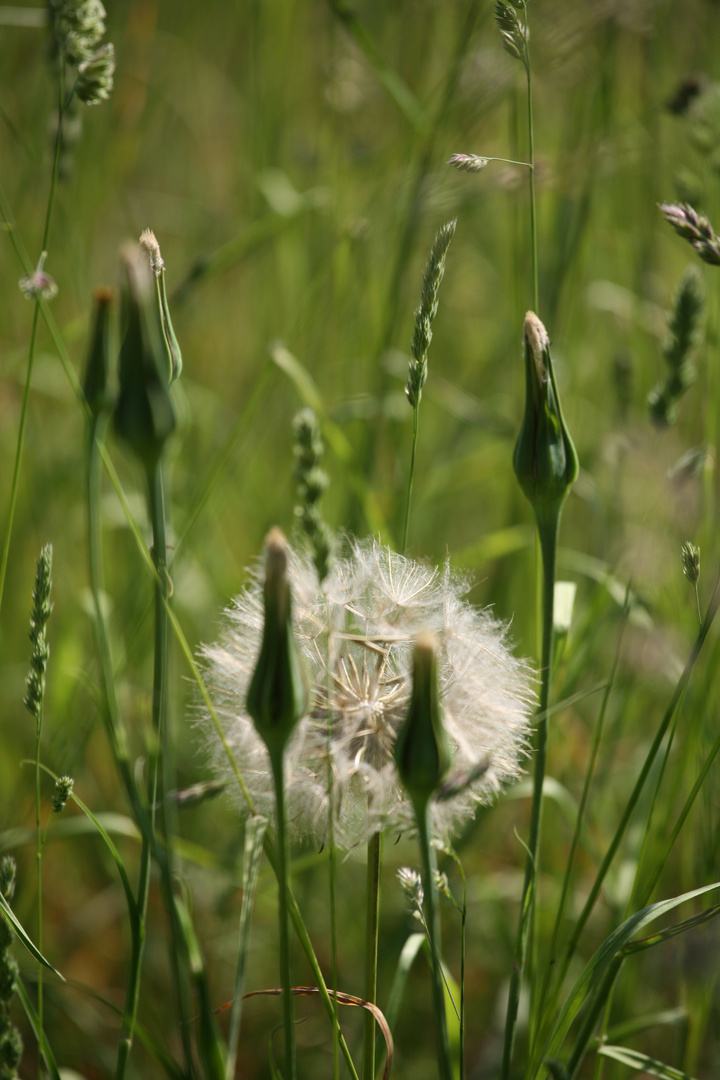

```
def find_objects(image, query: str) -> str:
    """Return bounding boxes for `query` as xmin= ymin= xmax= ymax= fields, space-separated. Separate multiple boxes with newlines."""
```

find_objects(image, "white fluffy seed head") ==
xmin=196 ymin=537 xmax=535 ymax=848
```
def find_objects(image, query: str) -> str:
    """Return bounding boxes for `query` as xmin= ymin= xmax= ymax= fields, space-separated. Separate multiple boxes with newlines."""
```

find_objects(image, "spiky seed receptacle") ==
xmin=198 ymin=538 xmax=534 ymax=848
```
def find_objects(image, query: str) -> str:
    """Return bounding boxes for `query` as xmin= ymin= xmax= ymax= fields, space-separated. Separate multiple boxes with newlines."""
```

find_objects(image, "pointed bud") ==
xmin=246 ymin=529 xmax=308 ymax=760
xmin=114 ymin=244 xmax=176 ymax=473
xmin=139 ymin=229 xmax=183 ymax=383
xmin=394 ymin=634 xmax=451 ymax=811
xmin=82 ymin=287 xmax=114 ymax=417
xmin=513 ymin=312 xmax=578 ymax=518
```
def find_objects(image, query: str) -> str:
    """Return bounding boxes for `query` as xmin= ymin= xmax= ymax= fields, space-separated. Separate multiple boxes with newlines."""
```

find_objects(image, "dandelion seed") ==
xmin=198 ymin=538 xmax=534 ymax=848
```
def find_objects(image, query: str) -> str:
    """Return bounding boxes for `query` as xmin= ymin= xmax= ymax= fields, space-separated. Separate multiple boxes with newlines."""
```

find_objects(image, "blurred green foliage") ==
xmin=3 ymin=0 xmax=720 ymax=1076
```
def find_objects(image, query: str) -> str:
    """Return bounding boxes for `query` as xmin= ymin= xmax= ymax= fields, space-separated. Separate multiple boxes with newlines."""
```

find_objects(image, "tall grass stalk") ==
xmin=0 ymin=66 xmax=65 ymax=617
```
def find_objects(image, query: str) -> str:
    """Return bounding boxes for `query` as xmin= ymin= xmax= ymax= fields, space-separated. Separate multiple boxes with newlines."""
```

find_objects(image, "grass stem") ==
xmin=402 ymin=405 xmax=419 ymax=555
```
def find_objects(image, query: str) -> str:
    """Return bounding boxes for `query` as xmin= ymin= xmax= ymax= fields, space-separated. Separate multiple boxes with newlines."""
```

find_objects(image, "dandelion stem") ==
xmin=417 ymin=805 xmax=453 ymax=1080
xmin=270 ymin=752 xmax=297 ymax=1080
xmin=402 ymin=405 xmax=420 ymax=554
xmin=147 ymin=460 xmax=194 ymax=1071
xmin=502 ymin=507 xmax=558 ymax=1080
xmin=363 ymin=831 xmax=382 ymax=1080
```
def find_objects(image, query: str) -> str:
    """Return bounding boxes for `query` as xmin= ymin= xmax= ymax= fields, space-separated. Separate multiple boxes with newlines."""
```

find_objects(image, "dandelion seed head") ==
xmin=197 ymin=538 xmax=534 ymax=848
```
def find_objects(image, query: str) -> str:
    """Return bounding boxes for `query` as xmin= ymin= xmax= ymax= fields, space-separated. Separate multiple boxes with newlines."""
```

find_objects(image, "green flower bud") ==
xmin=394 ymin=634 xmax=452 ymax=812
xmin=114 ymin=244 xmax=176 ymax=474
xmin=246 ymin=529 xmax=308 ymax=761
xmin=513 ymin=312 xmax=578 ymax=518
xmin=82 ymin=286 xmax=114 ymax=417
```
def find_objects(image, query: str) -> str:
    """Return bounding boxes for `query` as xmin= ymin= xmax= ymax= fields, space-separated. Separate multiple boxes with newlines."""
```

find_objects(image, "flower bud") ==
xmin=394 ymin=634 xmax=451 ymax=811
xmin=82 ymin=287 xmax=114 ymax=417
xmin=246 ymin=529 xmax=308 ymax=760
xmin=513 ymin=312 xmax=578 ymax=518
xmin=114 ymin=244 xmax=176 ymax=473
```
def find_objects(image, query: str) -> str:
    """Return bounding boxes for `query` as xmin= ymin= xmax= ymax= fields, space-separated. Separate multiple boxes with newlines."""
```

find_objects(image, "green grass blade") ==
xmin=597 ymin=1044 xmax=697 ymax=1080
xmin=541 ymin=880 xmax=720 ymax=1065
xmin=0 ymin=893 xmax=63 ymax=979
xmin=15 ymin=977 xmax=62 ymax=1080
xmin=384 ymin=932 xmax=425 ymax=1032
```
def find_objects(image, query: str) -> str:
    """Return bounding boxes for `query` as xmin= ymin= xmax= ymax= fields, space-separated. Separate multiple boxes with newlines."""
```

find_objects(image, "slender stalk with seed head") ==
xmin=495 ymin=0 xmax=538 ymax=312
xmin=502 ymin=312 xmax=578 ymax=1080
xmin=23 ymin=544 xmax=53 ymax=1075
xmin=1 ymin=5 xmax=115 ymax=615
xmin=293 ymin=407 xmax=339 ymax=1077
xmin=402 ymin=218 xmax=456 ymax=554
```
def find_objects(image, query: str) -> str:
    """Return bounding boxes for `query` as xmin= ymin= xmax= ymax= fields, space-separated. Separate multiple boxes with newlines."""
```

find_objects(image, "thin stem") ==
xmin=270 ymin=752 xmax=297 ymax=1080
xmin=523 ymin=1 xmax=539 ymax=314
xmin=0 ymin=64 xmax=67 ymax=619
xmin=402 ymin=405 xmax=420 ymax=554
xmin=363 ymin=831 xmax=382 ymax=1080
xmin=417 ymin=804 xmax=453 ymax=1080
xmin=147 ymin=460 xmax=194 ymax=1071
xmin=35 ymin=696 xmax=44 ymax=1080
xmin=501 ymin=507 xmax=559 ymax=1080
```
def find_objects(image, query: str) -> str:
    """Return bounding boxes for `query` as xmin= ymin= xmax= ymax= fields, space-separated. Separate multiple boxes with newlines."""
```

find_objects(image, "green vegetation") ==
xmin=2 ymin=2 xmax=720 ymax=1078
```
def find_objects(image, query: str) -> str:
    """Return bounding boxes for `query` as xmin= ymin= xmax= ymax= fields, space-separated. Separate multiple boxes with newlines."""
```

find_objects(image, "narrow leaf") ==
xmin=542 ymin=881 xmax=720 ymax=1063
xmin=598 ymin=1044 xmax=697 ymax=1080
xmin=0 ymin=892 xmax=63 ymax=978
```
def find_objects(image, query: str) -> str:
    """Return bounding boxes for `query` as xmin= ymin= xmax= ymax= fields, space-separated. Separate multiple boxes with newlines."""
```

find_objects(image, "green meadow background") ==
xmin=2 ymin=0 xmax=720 ymax=1076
